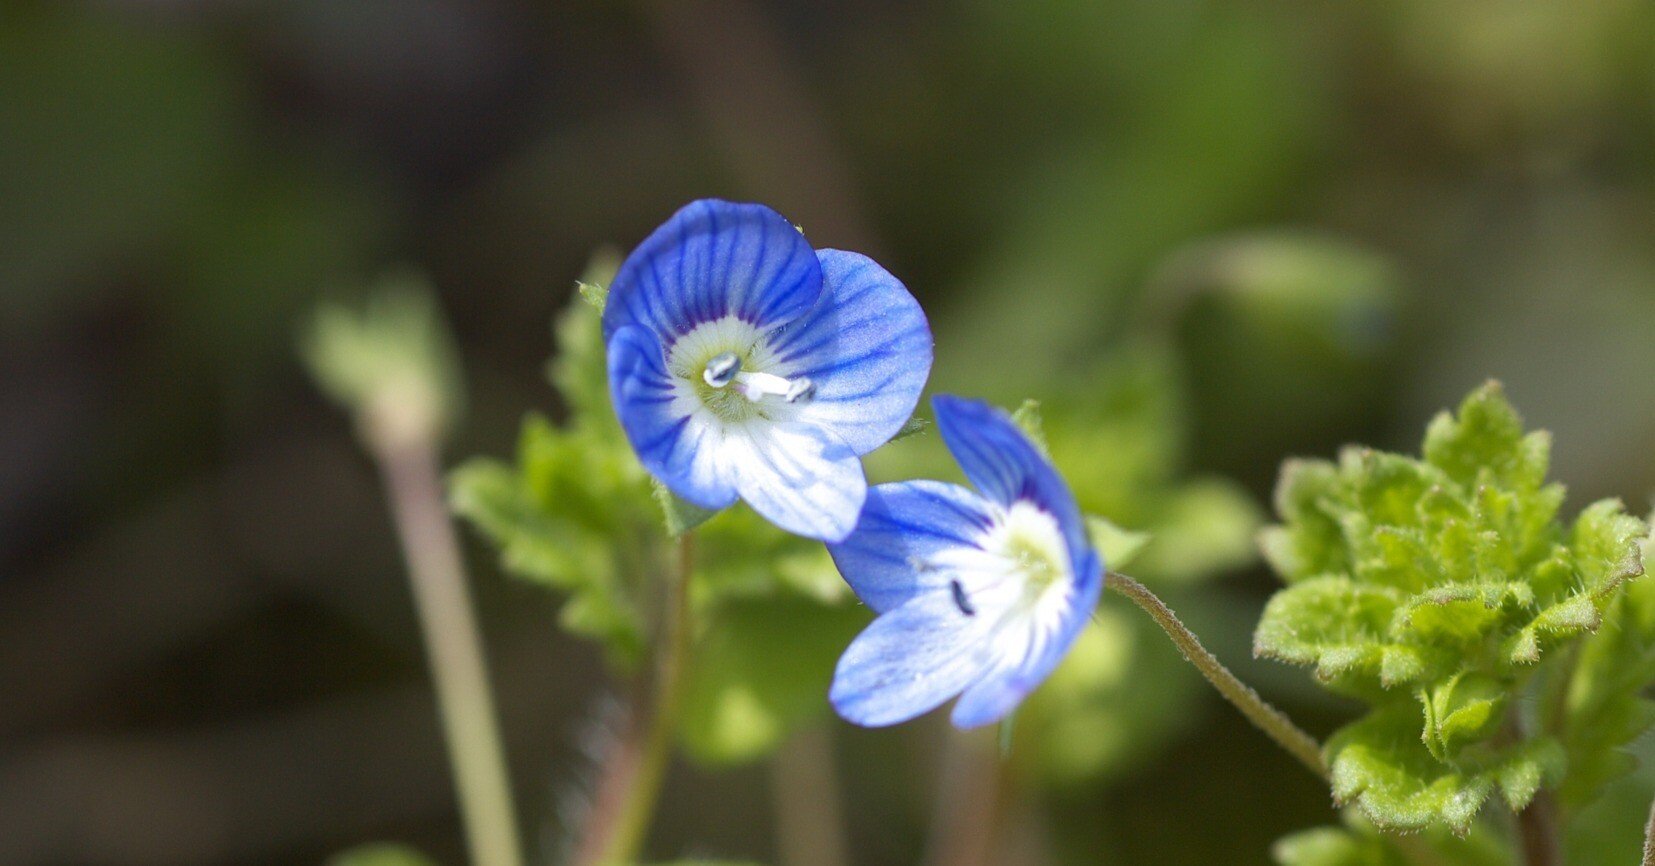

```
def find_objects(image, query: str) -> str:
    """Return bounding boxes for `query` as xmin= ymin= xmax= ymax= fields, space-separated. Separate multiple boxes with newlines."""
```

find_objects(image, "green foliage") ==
xmin=1326 ymin=702 xmax=1563 ymax=834
xmin=1549 ymin=525 xmax=1655 ymax=809
xmin=1272 ymin=818 xmax=1507 ymax=866
xmin=1256 ymin=382 xmax=1648 ymax=835
xmin=451 ymin=254 xmax=863 ymax=761
xmin=327 ymin=843 xmax=438 ymax=866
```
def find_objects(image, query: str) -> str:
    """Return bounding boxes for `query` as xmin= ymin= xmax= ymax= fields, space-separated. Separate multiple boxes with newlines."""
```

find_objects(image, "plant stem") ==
xmin=1643 ymin=794 xmax=1655 ymax=866
xmin=1106 ymin=571 xmax=1327 ymax=780
xmin=923 ymin=727 xmax=1012 ymax=866
xmin=577 ymin=534 xmax=696 ymax=866
xmin=1515 ymin=791 xmax=1559 ymax=866
xmin=771 ymin=726 xmax=850 ymax=866
xmin=375 ymin=439 xmax=523 ymax=866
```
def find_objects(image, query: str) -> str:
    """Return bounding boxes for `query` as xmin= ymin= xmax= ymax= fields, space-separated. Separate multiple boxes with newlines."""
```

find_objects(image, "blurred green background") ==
xmin=3 ymin=0 xmax=1654 ymax=864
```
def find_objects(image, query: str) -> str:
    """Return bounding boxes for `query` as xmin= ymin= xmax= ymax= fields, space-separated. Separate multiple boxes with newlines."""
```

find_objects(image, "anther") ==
xmin=784 ymin=377 xmax=816 ymax=403
xmin=950 ymin=579 xmax=976 ymax=617
xmin=703 ymin=352 xmax=742 ymax=388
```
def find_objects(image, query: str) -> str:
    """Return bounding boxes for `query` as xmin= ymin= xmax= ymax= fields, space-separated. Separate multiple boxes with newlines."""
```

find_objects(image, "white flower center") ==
xmin=945 ymin=501 xmax=1076 ymax=634
xmin=665 ymin=316 xmax=812 ymax=424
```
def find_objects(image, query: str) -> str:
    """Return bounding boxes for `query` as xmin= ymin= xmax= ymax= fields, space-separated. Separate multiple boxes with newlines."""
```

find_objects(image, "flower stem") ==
xmin=1105 ymin=571 xmax=1327 ymax=780
xmin=375 ymin=438 xmax=523 ymax=866
xmin=1643 ymin=794 xmax=1655 ymax=866
xmin=771 ymin=726 xmax=850 ymax=866
xmin=577 ymin=534 xmax=696 ymax=866
xmin=1516 ymin=791 xmax=1559 ymax=866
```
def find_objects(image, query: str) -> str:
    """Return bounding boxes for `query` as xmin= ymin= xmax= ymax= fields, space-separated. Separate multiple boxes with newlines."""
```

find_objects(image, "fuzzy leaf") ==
xmin=1257 ymin=381 xmax=1647 ymax=798
xmin=1326 ymin=703 xmax=1564 ymax=834
xmin=1254 ymin=577 xmax=1441 ymax=694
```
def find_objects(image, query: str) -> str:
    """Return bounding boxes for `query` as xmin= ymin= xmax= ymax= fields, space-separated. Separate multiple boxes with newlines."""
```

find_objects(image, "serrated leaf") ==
xmin=1421 ymin=381 xmax=1545 ymax=491
xmin=1254 ymin=577 xmax=1436 ymax=693
xmin=450 ymin=414 xmax=659 ymax=668
xmin=1554 ymin=524 xmax=1655 ymax=808
xmin=1258 ymin=381 xmax=1650 ymax=801
xmin=1086 ymin=515 xmax=1151 ymax=571
xmin=1326 ymin=703 xmax=1564 ymax=834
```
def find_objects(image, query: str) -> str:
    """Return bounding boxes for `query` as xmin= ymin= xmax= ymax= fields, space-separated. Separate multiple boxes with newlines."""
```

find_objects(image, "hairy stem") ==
xmin=576 ymin=534 xmax=696 ymax=866
xmin=375 ymin=439 xmax=523 ymax=866
xmin=1106 ymin=572 xmax=1327 ymax=780
xmin=1516 ymin=791 xmax=1559 ymax=866
xmin=1643 ymin=794 xmax=1655 ymax=866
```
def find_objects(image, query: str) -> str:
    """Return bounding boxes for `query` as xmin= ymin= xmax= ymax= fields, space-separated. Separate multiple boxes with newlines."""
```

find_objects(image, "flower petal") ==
xmin=768 ymin=249 xmax=932 ymax=454
xmin=932 ymin=395 xmax=1092 ymax=571
xmin=827 ymin=480 xmax=997 ymax=614
xmin=603 ymin=199 xmax=823 ymax=344
xmin=607 ymin=325 xmax=738 ymax=510
xmin=728 ymin=420 xmax=866 ymax=542
xmin=831 ymin=591 xmax=1001 ymax=727
xmin=949 ymin=549 xmax=1105 ymax=728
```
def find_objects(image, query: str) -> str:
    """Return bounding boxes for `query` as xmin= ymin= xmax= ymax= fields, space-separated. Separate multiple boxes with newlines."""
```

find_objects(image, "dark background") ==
xmin=3 ymin=1 xmax=1654 ymax=864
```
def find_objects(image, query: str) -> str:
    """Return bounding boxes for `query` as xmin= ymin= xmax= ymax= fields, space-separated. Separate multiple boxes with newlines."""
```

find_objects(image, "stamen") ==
xmin=950 ymin=579 xmax=977 ymax=616
xmin=733 ymin=370 xmax=816 ymax=404
xmin=703 ymin=352 xmax=742 ymax=388
xmin=784 ymin=377 xmax=816 ymax=403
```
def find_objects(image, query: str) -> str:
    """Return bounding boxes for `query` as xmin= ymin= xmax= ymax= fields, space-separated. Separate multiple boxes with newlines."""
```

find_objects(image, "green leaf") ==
xmin=450 ymin=414 xmax=659 ymax=667
xmin=1010 ymin=398 xmax=1047 ymax=453
xmin=1253 ymin=577 xmax=1441 ymax=694
xmin=1256 ymin=382 xmax=1649 ymax=825
xmin=327 ymin=843 xmax=438 ymax=866
xmin=1326 ymin=703 xmax=1564 ymax=834
xmin=888 ymin=414 xmax=931 ymax=442
xmin=1272 ymin=827 xmax=1406 ymax=866
xmin=1419 ymin=672 xmax=1506 ymax=761
xmin=1086 ymin=515 xmax=1151 ymax=571
xmin=678 ymin=596 xmax=866 ymax=764
xmin=653 ymin=479 xmax=720 ymax=536
xmin=550 ymin=251 xmax=621 ymax=432
xmin=1272 ymin=821 xmax=1507 ymax=866
xmin=1553 ymin=522 xmax=1655 ymax=808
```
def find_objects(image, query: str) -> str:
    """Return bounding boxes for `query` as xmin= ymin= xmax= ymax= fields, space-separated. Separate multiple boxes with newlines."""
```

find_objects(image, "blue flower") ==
xmin=604 ymin=199 xmax=932 ymax=542
xmin=827 ymin=396 xmax=1104 ymax=728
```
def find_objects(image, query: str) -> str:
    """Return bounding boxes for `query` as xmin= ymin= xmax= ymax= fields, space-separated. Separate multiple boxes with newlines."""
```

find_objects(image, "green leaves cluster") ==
xmin=449 ymin=256 xmax=862 ymax=765
xmin=1254 ymin=383 xmax=1647 ymax=839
